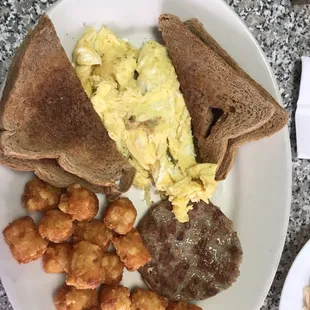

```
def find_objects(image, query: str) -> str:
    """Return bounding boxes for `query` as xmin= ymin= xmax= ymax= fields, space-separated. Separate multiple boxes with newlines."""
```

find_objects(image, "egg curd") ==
xmin=73 ymin=27 xmax=218 ymax=223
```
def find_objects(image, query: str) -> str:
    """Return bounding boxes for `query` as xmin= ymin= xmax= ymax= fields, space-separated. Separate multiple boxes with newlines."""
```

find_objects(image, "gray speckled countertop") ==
xmin=0 ymin=0 xmax=310 ymax=309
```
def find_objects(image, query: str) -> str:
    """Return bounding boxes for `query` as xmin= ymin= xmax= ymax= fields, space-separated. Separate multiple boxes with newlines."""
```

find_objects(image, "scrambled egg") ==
xmin=73 ymin=27 xmax=218 ymax=222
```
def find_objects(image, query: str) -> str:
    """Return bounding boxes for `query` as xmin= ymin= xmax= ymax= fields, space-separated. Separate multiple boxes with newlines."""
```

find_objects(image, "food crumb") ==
xmin=144 ymin=186 xmax=151 ymax=206
xmin=304 ymin=286 xmax=310 ymax=309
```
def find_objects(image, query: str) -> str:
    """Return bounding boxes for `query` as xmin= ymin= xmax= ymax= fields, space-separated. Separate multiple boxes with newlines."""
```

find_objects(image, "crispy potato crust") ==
xmin=130 ymin=288 xmax=167 ymax=310
xmin=112 ymin=228 xmax=151 ymax=271
xmin=2 ymin=216 xmax=48 ymax=264
xmin=103 ymin=198 xmax=137 ymax=235
xmin=22 ymin=177 xmax=62 ymax=212
xmin=72 ymin=219 xmax=112 ymax=251
xmin=101 ymin=253 xmax=124 ymax=285
xmin=42 ymin=242 xmax=73 ymax=273
xmin=99 ymin=285 xmax=131 ymax=310
xmin=66 ymin=241 xmax=103 ymax=289
xmin=59 ymin=184 xmax=99 ymax=221
xmin=54 ymin=283 xmax=99 ymax=310
xmin=39 ymin=210 xmax=73 ymax=243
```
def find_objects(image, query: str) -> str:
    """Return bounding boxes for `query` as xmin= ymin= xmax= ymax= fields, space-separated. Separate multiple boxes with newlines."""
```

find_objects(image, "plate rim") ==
xmin=279 ymin=239 xmax=310 ymax=309
xmin=0 ymin=0 xmax=292 ymax=309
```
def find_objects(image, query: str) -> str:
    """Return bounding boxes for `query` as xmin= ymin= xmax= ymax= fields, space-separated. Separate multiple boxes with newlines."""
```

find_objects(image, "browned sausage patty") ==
xmin=138 ymin=200 xmax=242 ymax=301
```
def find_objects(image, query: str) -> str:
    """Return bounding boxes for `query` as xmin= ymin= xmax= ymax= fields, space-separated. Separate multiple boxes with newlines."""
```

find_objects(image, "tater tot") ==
xmin=42 ymin=243 xmax=73 ymax=273
xmin=54 ymin=284 xmax=99 ymax=310
xmin=38 ymin=210 xmax=73 ymax=243
xmin=167 ymin=301 xmax=202 ymax=310
xmin=72 ymin=219 xmax=112 ymax=251
xmin=112 ymin=229 xmax=151 ymax=271
xmin=103 ymin=198 xmax=137 ymax=235
xmin=130 ymin=288 xmax=167 ymax=310
xmin=2 ymin=216 xmax=48 ymax=264
xmin=59 ymin=184 xmax=99 ymax=221
xmin=101 ymin=253 xmax=124 ymax=285
xmin=22 ymin=177 xmax=62 ymax=212
xmin=99 ymin=285 xmax=131 ymax=310
xmin=66 ymin=241 xmax=103 ymax=289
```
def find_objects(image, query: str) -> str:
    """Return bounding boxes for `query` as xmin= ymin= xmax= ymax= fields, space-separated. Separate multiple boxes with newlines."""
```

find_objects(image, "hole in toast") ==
xmin=229 ymin=106 xmax=236 ymax=113
xmin=205 ymin=108 xmax=224 ymax=138
xmin=133 ymin=70 xmax=139 ymax=80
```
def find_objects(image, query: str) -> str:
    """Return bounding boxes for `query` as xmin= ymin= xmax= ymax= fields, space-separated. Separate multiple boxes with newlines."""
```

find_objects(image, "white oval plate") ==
xmin=0 ymin=0 xmax=292 ymax=309
xmin=280 ymin=240 xmax=310 ymax=310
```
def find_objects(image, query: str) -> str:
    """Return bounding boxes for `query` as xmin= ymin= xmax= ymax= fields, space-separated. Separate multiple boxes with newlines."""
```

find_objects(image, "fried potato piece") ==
xmin=101 ymin=253 xmax=124 ymax=284
xmin=54 ymin=284 xmax=99 ymax=310
xmin=42 ymin=243 xmax=73 ymax=273
xmin=112 ymin=229 xmax=151 ymax=271
xmin=130 ymin=288 xmax=167 ymax=310
xmin=2 ymin=216 xmax=48 ymax=264
xmin=39 ymin=210 xmax=73 ymax=243
xmin=99 ymin=284 xmax=131 ymax=310
xmin=167 ymin=301 xmax=202 ymax=310
xmin=66 ymin=241 xmax=103 ymax=289
xmin=73 ymin=219 xmax=112 ymax=251
xmin=22 ymin=177 xmax=62 ymax=212
xmin=103 ymin=198 xmax=137 ymax=235
xmin=59 ymin=184 xmax=99 ymax=221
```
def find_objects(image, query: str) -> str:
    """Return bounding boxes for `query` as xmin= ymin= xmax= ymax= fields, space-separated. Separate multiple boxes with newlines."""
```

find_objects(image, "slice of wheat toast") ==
xmin=0 ymin=15 xmax=135 ymax=190
xmin=185 ymin=18 xmax=289 ymax=180
xmin=158 ymin=14 xmax=275 ymax=171
xmin=0 ymin=145 xmax=118 ymax=194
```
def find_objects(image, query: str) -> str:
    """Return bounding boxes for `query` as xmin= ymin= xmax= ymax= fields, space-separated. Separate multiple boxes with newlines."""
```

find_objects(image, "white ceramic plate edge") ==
xmin=279 ymin=239 xmax=310 ymax=310
xmin=0 ymin=1 xmax=292 ymax=309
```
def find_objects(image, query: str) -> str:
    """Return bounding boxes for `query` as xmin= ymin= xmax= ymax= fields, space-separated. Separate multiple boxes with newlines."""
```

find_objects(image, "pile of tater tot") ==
xmin=2 ymin=177 xmax=202 ymax=310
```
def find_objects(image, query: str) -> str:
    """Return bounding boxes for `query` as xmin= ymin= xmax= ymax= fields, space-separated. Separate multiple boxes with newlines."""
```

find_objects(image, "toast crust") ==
xmin=158 ymin=14 xmax=275 ymax=171
xmin=0 ymin=15 xmax=135 ymax=191
xmin=184 ymin=18 xmax=289 ymax=180
xmin=0 ymin=144 xmax=117 ymax=193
